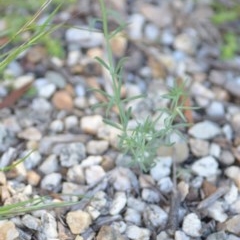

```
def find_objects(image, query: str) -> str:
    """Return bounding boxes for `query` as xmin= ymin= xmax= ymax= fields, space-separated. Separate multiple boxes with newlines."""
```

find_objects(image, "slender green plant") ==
xmin=93 ymin=0 xmax=193 ymax=172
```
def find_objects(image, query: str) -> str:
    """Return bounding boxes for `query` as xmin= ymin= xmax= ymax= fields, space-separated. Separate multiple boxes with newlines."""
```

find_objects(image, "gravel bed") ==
xmin=1 ymin=0 xmax=240 ymax=239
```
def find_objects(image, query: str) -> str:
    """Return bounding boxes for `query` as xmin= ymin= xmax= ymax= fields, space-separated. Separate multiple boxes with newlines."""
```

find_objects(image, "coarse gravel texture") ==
xmin=1 ymin=0 xmax=240 ymax=240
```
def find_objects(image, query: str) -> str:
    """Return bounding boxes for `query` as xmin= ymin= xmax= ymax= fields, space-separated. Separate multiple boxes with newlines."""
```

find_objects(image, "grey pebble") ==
xmin=67 ymin=164 xmax=85 ymax=184
xmin=41 ymin=173 xmax=62 ymax=192
xmin=143 ymin=204 xmax=168 ymax=229
xmin=39 ymin=212 xmax=58 ymax=239
xmin=127 ymin=197 xmax=146 ymax=213
xmin=124 ymin=208 xmax=141 ymax=225
xmin=64 ymin=115 xmax=79 ymax=130
xmin=59 ymin=143 xmax=86 ymax=167
xmin=22 ymin=214 xmax=41 ymax=231
xmin=39 ymin=154 xmax=59 ymax=175
xmin=0 ymin=147 xmax=17 ymax=168
xmin=22 ymin=150 xmax=42 ymax=170
xmin=206 ymin=101 xmax=225 ymax=118
xmin=141 ymin=188 xmax=160 ymax=203
xmin=126 ymin=225 xmax=151 ymax=240
xmin=45 ymin=71 xmax=66 ymax=88
xmin=49 ymin=119 xmax=64 ymax=133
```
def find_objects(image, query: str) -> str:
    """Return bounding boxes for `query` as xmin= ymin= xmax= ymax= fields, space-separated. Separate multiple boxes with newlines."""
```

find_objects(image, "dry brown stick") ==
xmin=197 ymin=185 xmax=229 ymax=210
xmin=166 ymin=149 xmax=180 ymax=236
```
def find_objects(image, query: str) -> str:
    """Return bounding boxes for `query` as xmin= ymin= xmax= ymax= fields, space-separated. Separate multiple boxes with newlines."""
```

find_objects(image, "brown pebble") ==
xmin=27 ymin=170 xmax=41 ymax=186
xmin=202 ymin=180 xmax=217 ymax=198
xmin=52 ymin=90 xmax=73 ymax=110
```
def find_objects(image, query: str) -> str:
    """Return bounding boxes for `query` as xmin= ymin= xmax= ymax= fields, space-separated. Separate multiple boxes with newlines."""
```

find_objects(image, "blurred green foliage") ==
xmin=211 ymin=0 xmax=240 ymax=60
xmin=0 ymin=0 xmax=76 ymax=58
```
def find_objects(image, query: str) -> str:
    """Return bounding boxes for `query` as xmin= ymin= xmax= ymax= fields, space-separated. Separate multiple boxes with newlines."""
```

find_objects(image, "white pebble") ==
xmin=64 ymin=115 xmax=78 ymax=130
xmin=128 ymin=14 xmax=145 ymax=40
xmin=182 ymin=213 xmax=202 ymax=237
xmin=85 ymin=165 xmax=106 ymax=185
xmin=209 ymin=143 xmax=221 ymax=158
xmin=38 ymin=83 xmax=56 ymax=99
xmin=110 ymin=192 xmax=127 ymax=215
xmin=66 ymin=27 xmax=103 ymax=47
xmin=50 ymin=119 xmax=64 ymax=133
xmin=224 ymin=183 xmax=238 ymax=205
xmin=124 ymin=208 xmax=141 ymax=225
xmin=80 ymin=115 xmax=103 ymax=135
xmin=207 ymin=201 xmax=228 ymax=222
xmin=188 ymin=121 xmax=221 ymax=140
xmin=126 ymin=225 xmax=151 ymax=240
xmin=175 ymin=230 xmax=190 ymax=240
xmin=150 ymin=157 xmax=172 ymax=181
xmin=206 ymin=101 xmax=225 ymax=118
xmin=191 ymin=156 xmax=218 ymax=177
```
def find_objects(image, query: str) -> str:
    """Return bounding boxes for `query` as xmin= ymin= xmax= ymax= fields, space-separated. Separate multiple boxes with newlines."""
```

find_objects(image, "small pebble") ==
xmin=81 ymin=155 xmax=103 ymax=167
xmin=206 ymin=101 xmax=225 ymax=118
xmin=110 ymin=167 xmax=138 ymax=192
xmin=124 ymin=208 xmax=141 ymax=225
xmin=209 ymin=143 xmax=221 ymax=158
xmin=18 ymin=127 xmax=42 ymax=141
xmin=189 ymin=138 xmax=209 ymax=157
xmin=49 ymin=119 xmax=64 ymax=133
xmin=52 ymin=90 xmax=73 ymax=110
xmin=127 ymin=197 xmax=146 ymax=212
xmin=225 ymin=166 xmax=240 ymax=189
xmin=191 ymin=156 xmax=218 ymax=177
xmin=207 ymin=201 xmax=228 ymax=222
xmin=66 ymin=210 xmax=92 ymax=234
xmin=85 ymin=165 xmax=106 ymax=185
xmin=22 ymin=214 xmax=41 ymax=231
xmin=0 ymin=220 xmax=19 ymax=240
xmin=225 ymin=215 xmax=240 ymax=236
xmin=143 ymin=204 xmax=168 ymax=229
xmin=220 ymin=150 xmax=235 ymax=166
xmin=144 ymin=23 xmax=159 ymax=41
xmin=174 ymin=32 xmax=198 ymax=55
xmin=59 ymin=143 xmax=86 ymax=167
xmin=150 ymin=157 xmax=172 ymax=181
xmin=40 ymin=212 xmax=58 ymax=239
xmin=175 ymin=230 xmax=190 ymax=240
xmin=224 ymin=183 xmax=238 ymax=205
xmin=128 ymin=14 xmax=145 ymax=40
xmin=22 ymin=150 xmax=42 ymax=170
xmin=66 ymin=27 xmax=103 ymax=47
xmin=188 ymin=121 xmax=221 ymax=140
xmin=86 ymin=140 xmax=109 ymax=155
xmin=126 ymin=225 xmax=151 ymax=240
xmin=110 ymin=192 xmax=127 ymax=215
xmin=64 ymin=115 xmax=79 ymax=130
xmin=45 ymin=71 xmax=66 ymax=88
xmin=157 ymin=177 xmax=173 ymax=193
xmin=38 ymin=83 xmax=56 ymax=99
xmin=40 ymin=173 xmax=62 ymax=192
xmin=96 ymin=225 xmax=125 ymax=240
xmin=206 ymin=231 xmax=226 ymax=240
xmin=80 ymin=115 xmax=103 ymax=135
xmin=182 ymin=213 xmax=202 ymax=237
xmin=39 ymin=154 xmax=59 ymax=174
xmin=141 ymin=188 xmax=160 ymax=203
xmin=67 ymin=165 xmax=85 ymax=184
